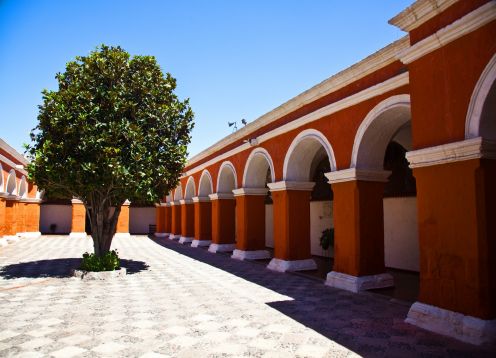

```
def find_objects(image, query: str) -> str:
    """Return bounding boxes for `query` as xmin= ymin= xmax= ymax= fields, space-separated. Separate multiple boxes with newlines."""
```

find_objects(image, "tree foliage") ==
xmin=26 ymin=45 xmax=194 ymax=256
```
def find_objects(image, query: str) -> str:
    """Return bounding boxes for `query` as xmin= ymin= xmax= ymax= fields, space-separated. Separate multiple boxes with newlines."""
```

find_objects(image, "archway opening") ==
xmin=198 ymin=171 xmax=213 ymax=197
xmin=184 ymin=178 xmax=196 ymax=200
xmin=6 ymin=170 xmax=17 ymax=195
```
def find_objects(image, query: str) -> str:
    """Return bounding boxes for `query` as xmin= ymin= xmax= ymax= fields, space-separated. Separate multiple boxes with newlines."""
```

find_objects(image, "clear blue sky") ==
xmin=0 ymin=0 xmax=412 ymax=158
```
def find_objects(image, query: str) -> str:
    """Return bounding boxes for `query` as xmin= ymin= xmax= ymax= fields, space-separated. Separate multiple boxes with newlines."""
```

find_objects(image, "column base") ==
xmin=69 ymin=232 xmax=87 ymax=239
xmin=179 ymin=236 xmax=193 ymax=244
xmin=154 ymin=232 xmax=169 ymax=238
xmin=21 ymin=232 xmax=42 ymax=239
xmin=267 ymin=258 xmax=317 ymax=272
xmin=114 ymin=233 xmax=131 ymax=239
xmin=168 ymin=234 xmax=180 ymax=240
xmin=325 ymin=271 xmax=394 ymax=293
xmin=406 ymin=302 xmax=496 ymax=346
xmin=208 ymin=243 xmax=236 ymax=253
xmin=231 ymin=249 xmax=271 ymax=260
xmin=0 ymin=238 xmax=8 ymax=247
xmin=191 ymin=239 xmax=211 ymax=247
xmin=4 ymin=235 xmax=20 ymax=243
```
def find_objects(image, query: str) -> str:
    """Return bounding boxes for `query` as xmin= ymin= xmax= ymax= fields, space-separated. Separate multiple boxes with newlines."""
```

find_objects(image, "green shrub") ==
xmin=80 ymin=250 xmax=120 ymax=272
xmin=319 ymin=228 xmax=334 ymax=250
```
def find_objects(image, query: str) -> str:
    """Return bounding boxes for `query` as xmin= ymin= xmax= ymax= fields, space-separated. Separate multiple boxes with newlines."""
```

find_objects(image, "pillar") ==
xmin=69 ymin=199 xmax=87 ymax=238
xmin=155 ymin=204 xmax=167 ymax=237
xmin=115 ymin=200 xmax=131 ymax=238
xmin=3 ymin=196 xmax=20 ymax=242
xmin=16 ymin=201 xmax=26 ymax=236
xmin=179 ymin=199 xmax=194 ymax=244
xmin=192 ymin=196 xmax=212 ymax=247
xmin=266 ymin=181 xmax=317 ymax=272
xmin=164 ymin=203 xmax=172 ymax=236
xmin=208 ymin=193 xmax=236 ymax=253
xmin=0 ymin=194 xmax=7 ymax=246
xmin=231 ymin=188 xmax=270 ymax=260
xmin=403 ymin=138 xmax=496 ymax=345
xmin=20 ymin=200 xmax=42 ymax=238
xmin=324 ymin=169 xmax=393 ymax=292
xmin=169 ymin=201 xmax=181 ymax=240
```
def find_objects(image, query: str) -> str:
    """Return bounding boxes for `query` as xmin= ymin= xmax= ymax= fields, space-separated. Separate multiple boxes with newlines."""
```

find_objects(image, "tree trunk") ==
xmin=85 ymin=196 xmax=123 ymax=257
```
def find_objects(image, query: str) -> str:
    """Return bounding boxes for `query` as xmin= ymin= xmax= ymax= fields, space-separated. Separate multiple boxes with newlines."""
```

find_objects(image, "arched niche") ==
xmin=198 ymin=170 xmax=213 ymax=197
xmin=243 ymin=148 xmax=275 ymax=188
xmin=184 ymin=177 xmax=196 ymax=200
xmin=6 ymin=169 xmax=17 ymax=195
xmin=18 ymin=176 xmax=28 ymax=198
xmin=217 ymin=161 xmax=237 ymax=193
xmin=173 ymin=185 xmax=183 ymax=201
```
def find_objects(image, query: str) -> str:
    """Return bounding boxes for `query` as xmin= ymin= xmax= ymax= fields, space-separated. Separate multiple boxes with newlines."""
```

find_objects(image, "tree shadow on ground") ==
xmin=149 ymin=236 xmax=496 ymax=357
xmin=0 ymin=258 xmax=149 ymax=279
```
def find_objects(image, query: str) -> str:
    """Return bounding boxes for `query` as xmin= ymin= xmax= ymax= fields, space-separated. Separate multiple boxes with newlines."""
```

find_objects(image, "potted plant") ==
xmin=319 ymin=228 xmax=334 ymax=250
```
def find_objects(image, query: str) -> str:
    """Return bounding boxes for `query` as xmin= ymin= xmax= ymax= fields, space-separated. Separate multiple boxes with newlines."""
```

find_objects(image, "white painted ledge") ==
xmin=179 ymin=236 xmax=193 ymax=244
xmin=69 ymin=232 xmax=87 ymax=239
xmin=20 ymin=232 xmax=41 ymax=239
xmin=192 ymin=196 xmax=210 ymax=203
xmin=325 ymin=271 xmax=394 ymax=293
xmin=154 ymin=232 xmax=169 ymax=238
xmin=267 ymin=258 xmax=317 ymax=272
xmin=208 ymin=243 xmax=236 ymax=253
xmin=267 ymin=181 xmax=315 ymax=192
xmin=325 ymin=169 xmax=391 ymax=184
xmin=208 ymin=193 xmax=234 ymax=200
xmin=191 ymin=239 xmax=212 ymax=247
xmin=231 ymin=249 xmax=271 ymax=260
xmin=179 ymin=199 xmax=193 ymax=205
xmin=406 ymin=302 xmax=496 ymax=346
xmin=0 ymin=238 xmax=8 ymax=247
xmin=232 ymin=188 xmax=268 ymax=196
xmin=168 ymin=234 xmax=180 ymax=240
xmin=114 ymin=233 xmax=131 ymax=239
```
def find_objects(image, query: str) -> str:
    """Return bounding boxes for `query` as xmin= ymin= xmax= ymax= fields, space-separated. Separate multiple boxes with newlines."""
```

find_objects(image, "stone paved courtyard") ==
xmin=0 ymin=236 xmax=494 ymax=358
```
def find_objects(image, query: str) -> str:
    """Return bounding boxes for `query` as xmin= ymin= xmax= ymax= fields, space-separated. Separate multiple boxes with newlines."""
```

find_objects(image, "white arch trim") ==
xmin=18 ymin=176 xmax=28 ymax=198
xmin=198 ymin=170 xmax=214 ymax=196
xmin=351 ymin=94 xmax=411 ymax=169
xmin=173 ymin=185 xmax=183 ymax=201
xmin=6 ymin=169 xmax=17 ymax=195
xmin=242 ymin=147 xmax=275 ymax=188
xmin=283 ymin=128 xmax=337 ymax=181
xmin=184 ymin=176 xmax=196 ymax=199
xmin=0 ymin=163 xmax=4 ymax=192
xmin=465 ymin=53 xmax=496 ymax=139
xmin=216 ymin=161 xmax=238 ymax=193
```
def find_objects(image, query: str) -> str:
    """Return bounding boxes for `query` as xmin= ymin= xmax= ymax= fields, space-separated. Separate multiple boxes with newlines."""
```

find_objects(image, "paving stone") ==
xmin=50 ymin=345 xmax=87 ymax=357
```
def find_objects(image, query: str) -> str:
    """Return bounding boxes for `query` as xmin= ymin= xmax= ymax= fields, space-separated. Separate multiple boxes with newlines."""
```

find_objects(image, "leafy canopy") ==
xmin=27 ymin=45 xmax=194 ymax=205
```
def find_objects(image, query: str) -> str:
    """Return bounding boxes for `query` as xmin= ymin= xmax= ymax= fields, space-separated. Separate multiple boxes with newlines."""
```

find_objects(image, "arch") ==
xmin=198 ymin=170 xmax=214 ymax=197
xmin=351 ymin=94 xmax=411 ymax=169
xmin=6 ymin=169 xmax=17 ymax=195
xmin=18 ymin=176 xmax=28 ymax=198
xmin=466 ymin=53 xmax=496 ymax=140
xmin=165 ymin=193 xmax=172 ymax=203
xmin=283 ymin=129 xmax=337 ymax=181
xmin=0 ymin=163 xmax=4 ymax=192
xmin=184 ymin=176 xmax=196 ymax=199
xmin=243 ymin=148 xmax=275 ymax=188
xmin=173 ymin=185 xmax=183 ymax=201
xmin=216 ymin=161 xmax=238 ymax=193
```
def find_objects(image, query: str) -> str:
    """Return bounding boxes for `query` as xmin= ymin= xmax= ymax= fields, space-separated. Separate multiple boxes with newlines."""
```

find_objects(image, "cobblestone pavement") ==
xmin=0 ymin=236 xmax=494 ymax=358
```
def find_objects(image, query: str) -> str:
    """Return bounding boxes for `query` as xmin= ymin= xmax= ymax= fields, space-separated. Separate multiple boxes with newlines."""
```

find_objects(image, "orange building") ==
xmin=156 ymin=0 xmax=496 ymax=345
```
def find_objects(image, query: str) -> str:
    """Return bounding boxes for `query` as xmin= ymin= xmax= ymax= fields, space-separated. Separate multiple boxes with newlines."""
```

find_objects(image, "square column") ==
xmin=164 ymin=203 xmax=172 ymax=236
xmin=266 ymin=181 xmax=317 ymax=272
xmin=3 ymin=196 xmax=19 ymax=242
xmin=231 ymin=188 xmax=270 ymax=260
xmin=19 ymin=199 xmax=42 ymax=238
xmin=115 ymin=200 xmax=131 ymax=239
xmin=324 ymin=169 xmax=393 ymax=293
xmin=169 ymin=201 xmax=181 ymax=240
xmin=16 ymin=201 xmax=26 ymax=236
xmin=192 ymin=196 xmax=212 ymax=247
xmin=155 ymin=204 xmax=167 ymax=237
xmin=208 ymin=193 xmax=236 ymax=253
xmin=404 ymin=138 xmax=496 ymax=345
xmin=69 ymin=199 xmax=87 ymax=238
xmin=179 ymin=199 xmax=194 ymax=244
xmin=0 ymin=194 xmax=7 ymax=246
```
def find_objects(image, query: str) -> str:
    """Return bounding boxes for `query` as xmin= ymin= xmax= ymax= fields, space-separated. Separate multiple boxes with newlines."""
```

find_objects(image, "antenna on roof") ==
xmin=241 ymin=118 xmax=247 ymax=126
xmin=228 ymin=121 xmax=238 ymax=132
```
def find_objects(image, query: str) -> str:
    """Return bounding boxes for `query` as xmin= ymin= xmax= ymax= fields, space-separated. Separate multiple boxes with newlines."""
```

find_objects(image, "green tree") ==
xmin=26 ymin=45 xmax=194 ymax=257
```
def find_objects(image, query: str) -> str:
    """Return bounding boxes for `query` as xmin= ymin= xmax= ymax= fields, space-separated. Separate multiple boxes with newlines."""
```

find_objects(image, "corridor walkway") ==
xmin=0 ymin=236 xmax=493 ymax=357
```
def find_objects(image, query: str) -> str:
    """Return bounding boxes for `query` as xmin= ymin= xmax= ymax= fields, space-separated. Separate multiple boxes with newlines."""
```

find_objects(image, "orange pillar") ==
xmin=324 ymin=169 xmax=393 ymax=292
xmin=208 ymin=193 xmax=236 ymax=253
xmin=267 ymin=181 xmax=317 ymax=272
xmin=164 ymin=203 xmax=172 ymax=236
xmin=115 ymin=200 xmax=131 ymax=238
xmin=0 ymin=195 xmax=7 ymax=246
xmin=231 ymin=188 xmax=270 ymax=260
xmin=169 ymin=201 xmax=181 ymax=240
xmin=404 ymin=140 xmax=496 ymax=345
xmin=16 ymin=201 xmax=26 ymax=236
xmin=179 ymin=199 xmax=194 ymax=244
xmin=155 ymin=204 xmax=167 ymax=237
xmin=69 ymin=199 xmax=87 ymax=238
xmin=192 ymin=196 xmax=212 ymax=247
xmin=21 ymin=200 xmax=42 ymax=238
xmin=3 ymin=197 xmax=19 ymax=242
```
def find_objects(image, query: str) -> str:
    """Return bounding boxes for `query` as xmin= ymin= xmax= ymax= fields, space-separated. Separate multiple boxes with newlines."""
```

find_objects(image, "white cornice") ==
xmin=406 ymin=137 xmax=496 ymax=168
xmin=325 ymin=169 xmax=391 ymax=184
xmin=192 ymin=196 xmax=210 ymax=203
xmin=0 ymin=154 xmax=28 ymax=176
xmin=267 ymin=181 xmax=315 ymax=192
xmin=170 ymin=200 xmax=181 ymax=206
xmin=71 ymin=198 xmax=83 ymax=204
xmin=5 ymin=194 xmax=20 ymax=201
xmin=397 ymin=2 xmax=496 ymax=64
xmin=389 ymin=0 xmax=459 ymax=32
xmin=122 ymin=200 xmax=131 ymax=206
xmin=232 ymin=188 xmax=268 ymax=197
xmin=0 ymin=138 xmax=29 ymax=166
xmin=19 ymin=198 xmax=42 ymax=203
xmin=186 ymin=37 xmax=409 ymax=168
xmin=184 ymin=72 xmax=409 ymax=178
xmin=0 ymin=192 xmax=8 ymax=199
xmin=208 ymin=193 xmax=234 ymax=200
xmin=179 ymin=199 xmax=193 ymax=205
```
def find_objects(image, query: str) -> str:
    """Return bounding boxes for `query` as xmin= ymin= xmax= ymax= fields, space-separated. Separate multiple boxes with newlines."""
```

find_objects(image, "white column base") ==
xmin=168 ymin=234 xmax=180 ymax=240
xmin=114 ymin=233 xmax=131 ymax=239
xmin=406 ymin=302 xmax=496 ymax=346
xmin=154 ymin=232 xmax=169 ymax=238
xmin=0 ymin=238 xmax=8 ymax=247
xmin=191 ymin=239 xmax=212 ymax=247
xmin=20 ymin=232 xmax=42 ymax=239
xmin=267 ymin=258 xmax=317 ymax=272
xmin=4 ymin=235 xmax=20 ymax=243
xmin=325 ymin=271 xmax=394 ymax=293
xmin=208 ymin=243 xmax=236 ymax=253
xmin=231 ymin=249 xmax=271 ymax=260
xmin=69 ymin=232 xmax=87 ymax=239
xmin=179 ymin=236 xmax=193 ymax=244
